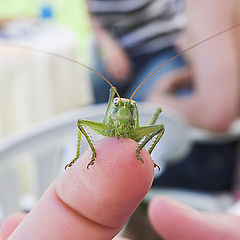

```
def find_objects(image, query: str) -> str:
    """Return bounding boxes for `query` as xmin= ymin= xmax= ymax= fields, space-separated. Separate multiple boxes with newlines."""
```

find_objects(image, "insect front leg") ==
xmin=147 ymin=107 xmax=162 ymax=125
xmin=103 ymin=87 xmax=116 ymax=123
xmin=65 ymin=119 xmax=110 ymax=169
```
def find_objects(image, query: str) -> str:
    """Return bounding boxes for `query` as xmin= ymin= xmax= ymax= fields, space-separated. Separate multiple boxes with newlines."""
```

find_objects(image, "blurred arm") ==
xmin=85 ymin=1 xmax=132 ymax=81
xmin=88 ymin=12 xmax=115 ymax=49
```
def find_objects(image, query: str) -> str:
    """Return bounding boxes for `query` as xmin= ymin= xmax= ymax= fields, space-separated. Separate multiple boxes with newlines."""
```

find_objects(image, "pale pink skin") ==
xmin=3 ymin=195 xmax=240 ymax=240
xmin=148 ymin=197 xmax=240 ymax=240
xmin=0 ymin=137 xmax=154 ymax=240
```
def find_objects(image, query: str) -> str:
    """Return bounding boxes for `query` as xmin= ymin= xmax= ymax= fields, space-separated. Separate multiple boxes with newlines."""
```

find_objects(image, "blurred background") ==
xmin=0 ymin=0 xmax=93 ymax=138
xmin=1 ymin=0 xmax=240 ymax=239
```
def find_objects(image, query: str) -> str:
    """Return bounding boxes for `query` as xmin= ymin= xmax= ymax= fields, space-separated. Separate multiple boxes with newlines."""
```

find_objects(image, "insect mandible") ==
xmin=1 ymin=24 xmax=240 ymax=171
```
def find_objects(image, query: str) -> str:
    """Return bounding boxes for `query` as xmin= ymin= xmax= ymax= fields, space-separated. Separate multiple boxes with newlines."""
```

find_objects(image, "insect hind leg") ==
xmin=136 ymin=125 xmax=165 ymax=171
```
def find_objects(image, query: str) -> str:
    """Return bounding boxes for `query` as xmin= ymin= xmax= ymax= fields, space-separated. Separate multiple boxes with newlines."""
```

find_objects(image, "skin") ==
xmin=3 ymin=191 xmax=240 ymax=240
xmin=0 ymin=138 xmax=154 ymax=240
xmin=147 ymin=0 xmax=240 ymax=133
xmin=148 ymin=196 xmax=240 ymax=240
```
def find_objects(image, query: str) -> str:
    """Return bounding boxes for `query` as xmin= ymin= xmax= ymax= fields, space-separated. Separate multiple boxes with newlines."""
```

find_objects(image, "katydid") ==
xmin=1 ymin=24 xmax=239 ymax=170
xmin=64 ymin=88 xmax=164 ymax=170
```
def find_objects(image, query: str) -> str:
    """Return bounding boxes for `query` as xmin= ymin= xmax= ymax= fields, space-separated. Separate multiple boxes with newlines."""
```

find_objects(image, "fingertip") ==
xmin=56 ymin=137 xmax=154 ymax=227
xmin=148 ymin=196 xmax=199 ymax=239
xmin=148 ymin=196 xmax=171 ymax=228
xmin=93 ymin=137 xmax=154 ymax=176
xmin=149 ymin=195 xmax=195 ymax=222
xmin=149 ymin=196 xmax=197 ymax=219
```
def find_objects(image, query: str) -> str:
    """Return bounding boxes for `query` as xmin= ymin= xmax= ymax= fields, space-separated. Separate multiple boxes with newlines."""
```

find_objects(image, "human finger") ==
xmin=148 ymin=196 xmax=240 ymax=240
xmin=9 ymin=137 xmax=154 ymax=240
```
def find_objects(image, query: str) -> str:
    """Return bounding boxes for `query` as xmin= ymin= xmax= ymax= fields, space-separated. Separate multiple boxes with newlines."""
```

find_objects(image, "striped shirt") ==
xmin=87 ymin=0 xmax=185 ymax=56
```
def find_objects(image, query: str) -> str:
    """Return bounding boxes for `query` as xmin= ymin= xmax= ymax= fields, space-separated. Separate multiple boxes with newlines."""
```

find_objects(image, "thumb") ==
xmin=8 ymin=137 xmax=154 ymax=240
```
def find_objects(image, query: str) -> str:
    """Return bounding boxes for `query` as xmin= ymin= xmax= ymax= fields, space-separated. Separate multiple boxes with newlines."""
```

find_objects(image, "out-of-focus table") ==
xmin=0 ymin=19 xmax=92 ymax=138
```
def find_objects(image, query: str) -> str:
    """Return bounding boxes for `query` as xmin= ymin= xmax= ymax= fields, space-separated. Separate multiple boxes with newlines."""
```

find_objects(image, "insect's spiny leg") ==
xmin=104 ymin=88 xmax=116 ymax=124
xmin=147 ymin=108 xmax=162 ymax=125
xmin=136 ymin=124 xmax=165 ymax=171
xmin=65 ymin=129 xmax=82 ymax=170
xmin=76 ymin=120 xmax=97 ymax=168
xmin=148 ymin=127 xmax=165 ymax=155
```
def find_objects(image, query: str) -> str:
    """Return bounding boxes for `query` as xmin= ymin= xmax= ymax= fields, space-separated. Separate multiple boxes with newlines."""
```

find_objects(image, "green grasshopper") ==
xmin=65 ymin=87 xmax=164 ymax=170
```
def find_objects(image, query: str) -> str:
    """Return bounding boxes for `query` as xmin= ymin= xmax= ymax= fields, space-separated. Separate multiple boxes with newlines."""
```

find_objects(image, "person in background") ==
xmin=86 ymin=0 xmax=186 ymax=103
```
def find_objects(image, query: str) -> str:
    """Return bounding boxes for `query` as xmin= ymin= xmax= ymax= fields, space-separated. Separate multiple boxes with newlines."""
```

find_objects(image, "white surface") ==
xmin=228 ymin=200 xmax=240 ymax=216
xmin=0 ymin=19 xmax=92 ymax=138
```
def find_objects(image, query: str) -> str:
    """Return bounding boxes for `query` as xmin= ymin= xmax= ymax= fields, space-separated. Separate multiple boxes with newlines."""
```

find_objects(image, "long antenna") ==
xmin=0 ymin=42 xmax=121 ymax=100
xmin=129 ymin=23 xmax=240 ymax=101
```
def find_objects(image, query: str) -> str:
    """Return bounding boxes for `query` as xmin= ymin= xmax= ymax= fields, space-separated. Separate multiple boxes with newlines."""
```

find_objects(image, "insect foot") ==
xmin=64 ymin=157 xmax=78 ymax=170
xmin=87 ymin=159 xmax=95 ymax=168
xmin=64 ymin=164 xmax=71 ymax=170
xmin=154 ymin=162 xmax=161 ymax=171
xmin=136 ymin=149 xmax=144 ymax=163
xmin=136 ymin=150 xmax=160 ymax=171
xmin=87 ymin=153 xmax=97 ymax=169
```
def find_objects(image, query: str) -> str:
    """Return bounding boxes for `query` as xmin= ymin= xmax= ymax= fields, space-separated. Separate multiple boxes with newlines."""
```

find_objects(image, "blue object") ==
xmin=40 ymin=5 xmax=53 ymax=19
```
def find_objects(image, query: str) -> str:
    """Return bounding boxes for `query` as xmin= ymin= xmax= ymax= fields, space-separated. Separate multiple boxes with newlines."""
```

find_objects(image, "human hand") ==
xmin=0 ymin=137 xmax=154 ymax=240
xmin=146 ymin=68 xmax=192 ymax=102
xmin=148 ymin=196 xmax=240 ymax=240
xmin=101 ymin=37 xmax=132 ymax=83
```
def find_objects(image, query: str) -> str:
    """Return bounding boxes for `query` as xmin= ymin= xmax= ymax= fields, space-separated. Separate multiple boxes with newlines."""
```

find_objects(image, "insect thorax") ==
xmin=106 ymin=98 xmax=139 ymax=133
